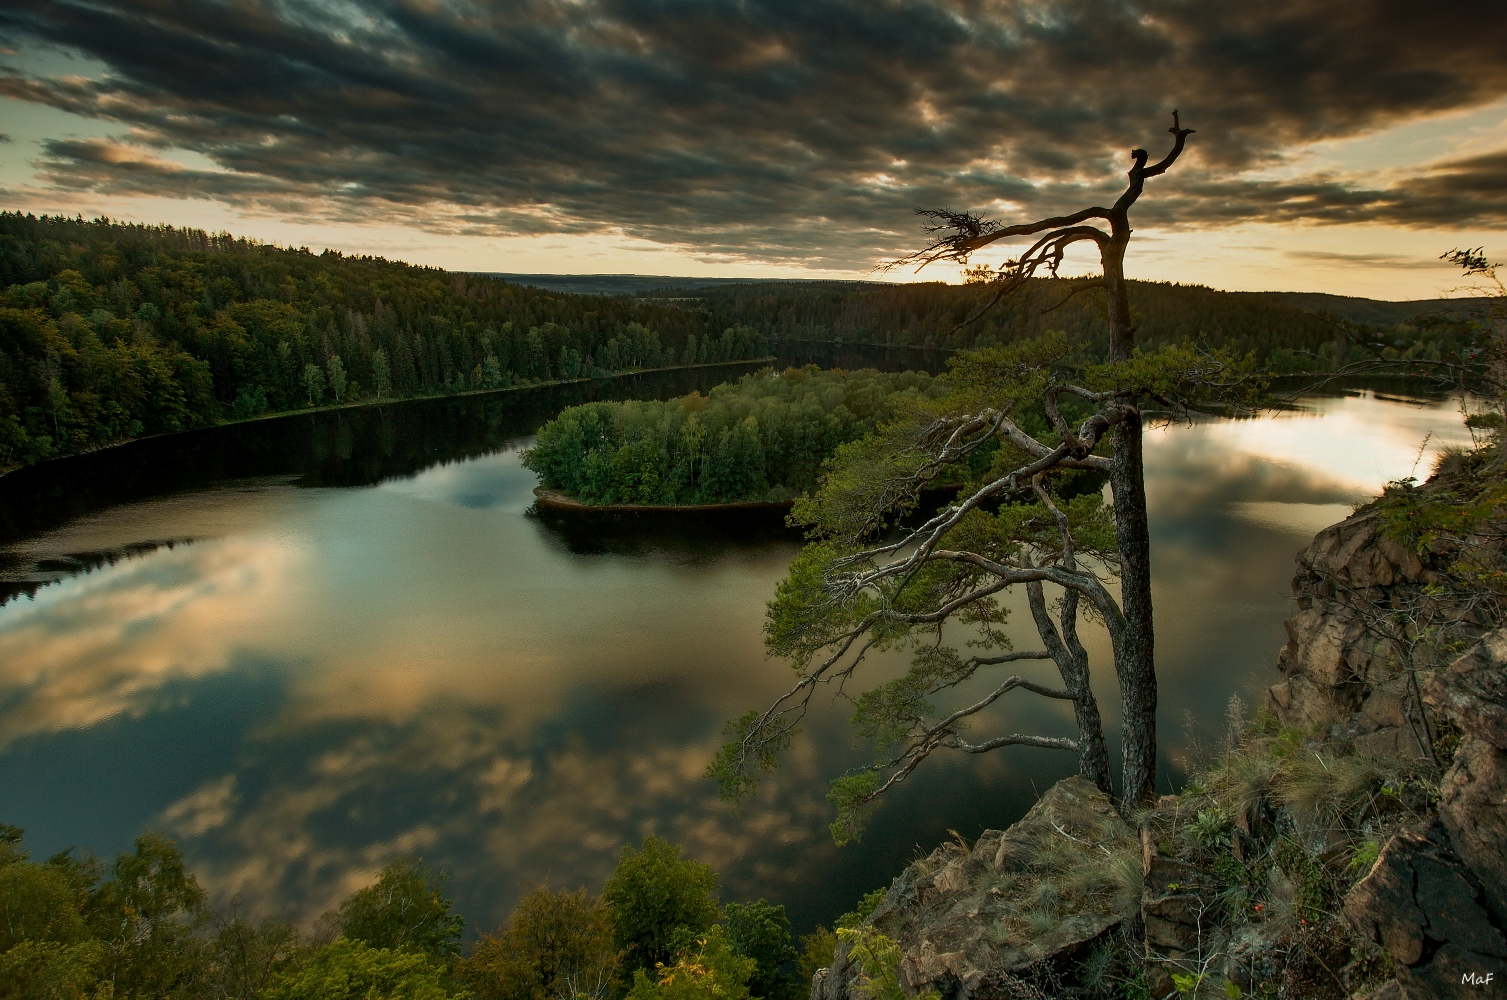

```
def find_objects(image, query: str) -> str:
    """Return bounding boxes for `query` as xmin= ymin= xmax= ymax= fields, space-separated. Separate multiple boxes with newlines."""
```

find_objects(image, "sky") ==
xmin=1 ymin=0 xmax=1505 ymax=298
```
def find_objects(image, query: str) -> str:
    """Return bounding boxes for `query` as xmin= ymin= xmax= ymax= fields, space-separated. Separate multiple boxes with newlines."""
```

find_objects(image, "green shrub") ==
xmin=1189 ymin=808 xmax=1232 ymax=849
xmin=794 ymin=927 xmax=836 ymax=987
xmin=338 ymin=857 xmax=464 ymax=959
xmin=602 ymin=837 xmax=721 ymax=974
xmin=723 ymin=901 xmax=798 ymax=1000
xmin=263 ymin=938 xmax=469 ymax=1000
xmin=457 ymin=886 xmax=618 ymax=1000
xmin=834 ymin=927 xmax=938 ymax=1000
xmin=623 ymin=926 xmax=754 ymax=1000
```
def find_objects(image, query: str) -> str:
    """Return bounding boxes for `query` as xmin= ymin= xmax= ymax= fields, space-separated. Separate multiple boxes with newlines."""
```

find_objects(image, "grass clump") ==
xmin=1132 ymin=695 xmax=1446 ymax=1000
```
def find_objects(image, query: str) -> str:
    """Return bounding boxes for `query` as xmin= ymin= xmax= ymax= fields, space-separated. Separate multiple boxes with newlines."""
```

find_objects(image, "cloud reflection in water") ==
xmin=0 ymin=388 xmax=1476 ymax=933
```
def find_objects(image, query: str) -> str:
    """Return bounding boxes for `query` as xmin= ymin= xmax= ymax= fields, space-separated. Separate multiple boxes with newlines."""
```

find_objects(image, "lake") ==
xmin=0 ymin=356 xmax=1475 ymax=939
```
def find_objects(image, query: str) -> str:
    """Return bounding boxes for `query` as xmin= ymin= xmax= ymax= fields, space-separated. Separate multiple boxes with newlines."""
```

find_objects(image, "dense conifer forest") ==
xmin=641 ymin=279 xmax=1479 ymax=368
xmin=0 ymin=213 xmax=1486 ymax=474
xmin=0 ymin=214 xmax=768 ymax=470
xmin=524 ymin=367 xmax=946 ymax=505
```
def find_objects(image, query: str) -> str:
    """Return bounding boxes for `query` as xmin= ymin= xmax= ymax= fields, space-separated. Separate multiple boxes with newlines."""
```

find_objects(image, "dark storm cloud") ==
xmin=3 ymin=0 xmax=1507 ymax=265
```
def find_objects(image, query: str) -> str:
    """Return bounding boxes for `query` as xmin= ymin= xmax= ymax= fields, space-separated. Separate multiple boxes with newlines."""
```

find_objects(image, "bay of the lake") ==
xmin=0 ymin=355 xmax=1475 ymax=937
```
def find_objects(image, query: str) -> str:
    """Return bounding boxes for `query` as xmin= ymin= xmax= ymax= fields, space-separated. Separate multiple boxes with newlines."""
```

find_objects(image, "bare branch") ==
xmin=952 ymin=733 xmax=1080 ymax=753
xmin=1142 ymin=109 xmax=1196 ymax=179
xmin=1033 ymin=474 xmax=1075 ymax=567
xmin=858 ymin=671 xmax=1081 ymax=803
xmin=930 ymin=550 xmax=1127 ymax=640
xmin=883 ymin=206 xmax=1112 ymax=273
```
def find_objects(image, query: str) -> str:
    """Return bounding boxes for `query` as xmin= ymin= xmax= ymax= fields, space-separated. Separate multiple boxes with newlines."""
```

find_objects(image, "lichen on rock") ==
xmin=814 ymin=777 xmax=1138 ymax=1000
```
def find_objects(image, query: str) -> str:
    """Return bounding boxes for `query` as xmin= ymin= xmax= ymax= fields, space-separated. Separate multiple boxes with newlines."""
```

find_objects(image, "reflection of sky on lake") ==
xmin=0 ymin=388 xmax=1474 ymax=935
xmin=1139 ymin=390 xmax=1473 ymax=776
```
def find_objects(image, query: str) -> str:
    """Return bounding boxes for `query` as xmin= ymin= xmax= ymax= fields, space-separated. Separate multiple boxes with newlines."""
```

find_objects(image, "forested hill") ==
xmin=0 ymin=214 xmax=767 ymax=470
xmin=2 ymin=212 xmax=1485 ymax=473
xmin=639 ymin=278 xmax=1482 ymax=370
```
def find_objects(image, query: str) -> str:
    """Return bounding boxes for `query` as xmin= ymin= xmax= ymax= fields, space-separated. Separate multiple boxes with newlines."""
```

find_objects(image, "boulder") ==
xmin=818 ymin=777 xmax=1135 ymax=1000
xmin=1298 ymin=509 xmax=1423 ymax=593
xmin=1343 ymin=821 xmax=1507 ymax=1000
xmin=1425 ymin=629 xmax=1507 ymax=749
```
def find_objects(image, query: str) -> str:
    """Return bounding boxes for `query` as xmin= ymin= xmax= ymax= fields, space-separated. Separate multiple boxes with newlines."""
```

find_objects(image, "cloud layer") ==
xmin=3 ymin=0 xmax=1506 ymax=266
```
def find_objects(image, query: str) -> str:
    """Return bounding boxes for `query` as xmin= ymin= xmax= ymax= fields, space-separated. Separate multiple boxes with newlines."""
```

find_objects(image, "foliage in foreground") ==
xmin=523 ymin=366 xmax=946 ymax=505
xmin=0 ymin=826 xmax=824 ymax=1000
xmin=624 ymin=926 xmax=755 ymax=1000
xmin=459 ymin=886 xmax=618 ymax=1000
xmin=262 ymin=939 xmax=467 ymax=1000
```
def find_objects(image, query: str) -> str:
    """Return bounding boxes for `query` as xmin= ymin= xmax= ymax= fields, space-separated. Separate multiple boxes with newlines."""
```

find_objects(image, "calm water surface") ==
xmin=0 ymin=362 xmax=1474 ymax=936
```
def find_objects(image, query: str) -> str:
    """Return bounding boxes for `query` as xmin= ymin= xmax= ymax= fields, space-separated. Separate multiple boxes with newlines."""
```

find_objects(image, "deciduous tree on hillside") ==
xmin=711 ymin=114 xmax=1257 ymax=835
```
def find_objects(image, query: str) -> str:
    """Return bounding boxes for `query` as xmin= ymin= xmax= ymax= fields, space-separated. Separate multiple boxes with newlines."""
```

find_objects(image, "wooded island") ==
xmin=523 ymin=367 xmax=946 ymax=506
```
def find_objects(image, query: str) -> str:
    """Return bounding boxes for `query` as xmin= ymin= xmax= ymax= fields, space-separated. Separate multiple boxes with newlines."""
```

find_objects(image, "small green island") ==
xmin=522 ymin=366 xmax=947 ymax=508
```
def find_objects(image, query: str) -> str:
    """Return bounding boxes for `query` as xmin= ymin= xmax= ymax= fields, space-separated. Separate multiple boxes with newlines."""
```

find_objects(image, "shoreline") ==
xmin=532 ymin=487 xmax=794 ymax=514
xmin=533 ymin=481 xmax=967 ymax=515
xmin=0 ymin=356 xmax=776 ymax=480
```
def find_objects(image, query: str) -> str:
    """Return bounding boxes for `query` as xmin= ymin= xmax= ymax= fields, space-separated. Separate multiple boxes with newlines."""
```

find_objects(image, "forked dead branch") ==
xmin=711 ymin=114 xmax=1262 ymax=836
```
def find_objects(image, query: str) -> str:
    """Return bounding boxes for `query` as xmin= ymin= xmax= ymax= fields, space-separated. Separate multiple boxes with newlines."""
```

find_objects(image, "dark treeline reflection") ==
xmin=0 ymin=361 xmax=770 ymax=546
xmin=533 ymin=507 xmax=793 ymax=558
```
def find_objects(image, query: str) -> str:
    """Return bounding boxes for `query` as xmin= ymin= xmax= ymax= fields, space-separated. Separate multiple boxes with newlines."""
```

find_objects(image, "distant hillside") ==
xmin=0 ymin=214 xmax=768 ymax=471
xmin=1255 ymin=291 xmax=1495 ymax=325
xmin=491 ymin=272 xmax=1491 ymax=329
xmin=635 ymin=279 xmax=1485 ymax=372
xmin=478 ymin=273 xmax=876 ymax=296
xmin=2 ymin=213 xmax=1491 ymax=473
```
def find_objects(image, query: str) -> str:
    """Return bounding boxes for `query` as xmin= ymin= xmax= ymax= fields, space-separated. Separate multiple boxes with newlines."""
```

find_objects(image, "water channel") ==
xmin=0 ymin=351 xmax=1475 ymax=937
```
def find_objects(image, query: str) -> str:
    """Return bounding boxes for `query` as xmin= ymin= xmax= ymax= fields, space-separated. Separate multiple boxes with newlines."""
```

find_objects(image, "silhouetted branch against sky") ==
xmin=1 ymin=0 xmax=1505 ymax=288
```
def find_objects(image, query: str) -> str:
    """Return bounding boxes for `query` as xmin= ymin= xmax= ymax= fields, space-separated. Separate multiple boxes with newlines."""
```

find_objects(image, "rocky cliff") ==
xmin=815 ymin=501 xmax=1507 ymax=1000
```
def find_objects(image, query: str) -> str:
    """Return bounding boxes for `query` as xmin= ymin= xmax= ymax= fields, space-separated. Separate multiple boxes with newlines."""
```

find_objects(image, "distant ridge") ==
xmin=1252 ymin=291 xmax=1496 ymax=325
xmin=477 ymin=273 xmax=884 ymax=296
xmin=482 ymin=273 xmax=1495 ymax=325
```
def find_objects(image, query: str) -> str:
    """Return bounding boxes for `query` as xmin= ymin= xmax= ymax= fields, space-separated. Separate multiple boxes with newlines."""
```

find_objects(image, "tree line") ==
xmin=0 ymin=214 xmax=768 ymax=470
xmin=523 ymin=367 xmax=947 ymax=505
xmin=5 ymin=211 xmax=1486 ymax=477
xmin=639 ymin=277 xmax=1482 ymax=372
xmin=0 ymin=823 xmax=895 ymax=1000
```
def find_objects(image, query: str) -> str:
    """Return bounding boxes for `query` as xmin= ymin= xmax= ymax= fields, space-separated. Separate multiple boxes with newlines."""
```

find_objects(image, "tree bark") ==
xmin=1028 ymin=581 xmax=1114 ymax=798
xmin=1104 ymin=221 xmax=1158 ymax=808
xmin=1109 ymin=413 xmax=1157 ymax=807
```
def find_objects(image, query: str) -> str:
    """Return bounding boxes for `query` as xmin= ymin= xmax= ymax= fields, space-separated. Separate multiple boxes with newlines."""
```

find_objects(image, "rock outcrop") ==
xmin=1344 ymin=820 xmax=1507 ymax=999
xmin=1424 ymin=631 xmax=1507 ymax=923
xmin=1268 ymin=503 xmax=1507 ymax=997
xmin=1265 ymin=508 xmax=1433 ymax=739
xmin=813 ymin=777 xmax=1136 ymax=1000
xmin=813 ymin=494 xmax=1507 ymax=1000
